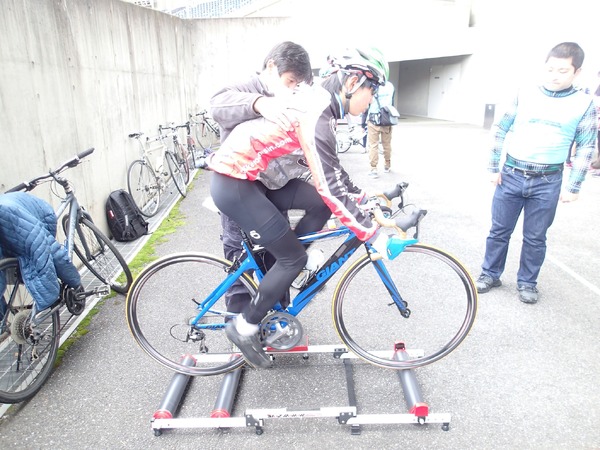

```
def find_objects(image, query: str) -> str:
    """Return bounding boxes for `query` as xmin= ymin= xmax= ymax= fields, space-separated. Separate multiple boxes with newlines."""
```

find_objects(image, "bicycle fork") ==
xmin=370 ymin=258 xmax=411 ymax=318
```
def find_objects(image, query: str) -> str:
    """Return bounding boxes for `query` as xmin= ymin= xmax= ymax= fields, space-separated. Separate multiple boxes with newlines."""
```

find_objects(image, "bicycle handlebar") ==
xmin=373 ymin=208 xmax=428 ymax=234
xmin=369 ymin=182 xmax=428 ymax=237
xmin=6 ymin=148 xmax=95 ymax=193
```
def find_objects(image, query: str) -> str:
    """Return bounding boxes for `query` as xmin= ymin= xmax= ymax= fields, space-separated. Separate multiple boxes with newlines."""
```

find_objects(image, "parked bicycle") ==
xmin=190 ymin=110 xmax=220 ymax=152
xmin=1 ymin=148 xmax=133 ymax=403
xmin=126 ymin=183 xmax=477 ymax=376
xmin=159 ymin=123 xmax=190 ymax=185
xmin=336 ymin=124 xmax=367 ymax=154
xmin=173 ymin=121 xmax=204 ymax=171
xmin=127 ymin=131 xmax=187 ymax=218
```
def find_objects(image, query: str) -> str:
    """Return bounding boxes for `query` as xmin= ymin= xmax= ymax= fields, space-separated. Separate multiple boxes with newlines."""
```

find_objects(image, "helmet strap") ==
xmin=340 ymin=73 xmax=366 ymax=115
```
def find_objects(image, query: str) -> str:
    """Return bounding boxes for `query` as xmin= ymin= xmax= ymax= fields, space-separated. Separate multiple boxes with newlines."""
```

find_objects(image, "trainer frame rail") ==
xmin=150 ymin=343 xmax=451 ymax=436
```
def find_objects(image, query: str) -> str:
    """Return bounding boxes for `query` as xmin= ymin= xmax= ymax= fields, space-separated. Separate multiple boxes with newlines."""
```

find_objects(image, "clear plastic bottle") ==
xmin=305 ymin=248 xmax=325 ymax=272
xmin=292 ymin=248 xmax=325 ymax=289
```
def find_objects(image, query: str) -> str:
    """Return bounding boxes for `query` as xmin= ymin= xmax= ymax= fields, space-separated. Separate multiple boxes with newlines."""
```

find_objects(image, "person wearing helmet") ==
xmin=208 ymin=47 xmax=394 ymax=368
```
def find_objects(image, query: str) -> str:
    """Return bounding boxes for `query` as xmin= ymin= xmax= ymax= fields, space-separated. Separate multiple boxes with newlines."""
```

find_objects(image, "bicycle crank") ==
xmin=260 ymin=311 xmax=304 ymax=350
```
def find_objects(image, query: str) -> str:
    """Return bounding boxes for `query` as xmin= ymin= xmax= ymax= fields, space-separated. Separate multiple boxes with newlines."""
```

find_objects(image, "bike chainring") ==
xmin=63 ymin=285 xmax=86 ymax=315
xmin=260 ymin=311 xmax=304 ymax=350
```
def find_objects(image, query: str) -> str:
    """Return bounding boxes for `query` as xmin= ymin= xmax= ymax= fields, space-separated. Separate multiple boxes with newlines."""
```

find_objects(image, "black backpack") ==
xmin=105 ymin=189 xmax=149 ymax=242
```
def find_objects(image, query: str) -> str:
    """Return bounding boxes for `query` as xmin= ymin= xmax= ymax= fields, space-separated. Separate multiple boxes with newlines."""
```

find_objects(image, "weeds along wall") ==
xmin=0 ymin=0 xmax=288 ymax=234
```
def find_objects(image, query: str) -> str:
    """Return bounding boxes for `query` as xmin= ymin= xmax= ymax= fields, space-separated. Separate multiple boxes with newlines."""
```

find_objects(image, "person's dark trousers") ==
xmin=481 ymin=165 xmax=562 ymax=287
xmin=221 ymin=213 xmax=252 ymax=314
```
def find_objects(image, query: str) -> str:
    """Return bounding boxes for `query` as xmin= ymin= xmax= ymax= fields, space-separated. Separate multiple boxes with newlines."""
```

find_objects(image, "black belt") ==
xmin=508 ymin=166 xmax=562 ymax=177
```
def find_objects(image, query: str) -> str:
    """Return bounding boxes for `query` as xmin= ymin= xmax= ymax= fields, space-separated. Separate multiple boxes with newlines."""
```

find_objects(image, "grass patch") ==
xmin=125 ymin=195 xmax=187 ymax=279
xmin=55 ymin=299 xmax=105 ymax=366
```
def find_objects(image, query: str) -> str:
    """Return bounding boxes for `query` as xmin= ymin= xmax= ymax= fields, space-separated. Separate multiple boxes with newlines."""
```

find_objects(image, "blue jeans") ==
xmin=481 ymin=165 xmax=562 ymax=287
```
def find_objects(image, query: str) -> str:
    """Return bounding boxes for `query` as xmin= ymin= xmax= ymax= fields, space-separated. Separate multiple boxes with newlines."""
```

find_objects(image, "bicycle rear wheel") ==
xmin=165 ymin=151 xmax=187 ymax=198
xmin=0 ymin=258 xmax=60 ymax=404
xmin=336 ymin=130 xmax=352 ymax=153
xmin=127 ymin=160 xmax=160 ymax=217
xmin=64 ymin=215 xmax=133 ymax=294
xmin=126 ymin=253 xmax=256 ymax=376
xmin=332 ymin=244 xmax=477 ymax=370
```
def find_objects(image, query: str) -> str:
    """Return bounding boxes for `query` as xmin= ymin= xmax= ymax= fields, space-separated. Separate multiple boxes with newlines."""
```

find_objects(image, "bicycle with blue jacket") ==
xmin=126 ymin=182 xmax=477 ymax=376
xmin=0 ymin=148 xmax=132 ymax=403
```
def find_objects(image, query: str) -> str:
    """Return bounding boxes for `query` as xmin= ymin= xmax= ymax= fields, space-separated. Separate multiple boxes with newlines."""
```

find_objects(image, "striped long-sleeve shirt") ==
xmin=488 ymin=85 xmax=597 ymax=193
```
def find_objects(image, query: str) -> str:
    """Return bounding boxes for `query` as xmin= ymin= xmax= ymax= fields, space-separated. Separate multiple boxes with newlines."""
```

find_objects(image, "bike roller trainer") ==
xmin=150 ymin=341 xmax=451 ymax=436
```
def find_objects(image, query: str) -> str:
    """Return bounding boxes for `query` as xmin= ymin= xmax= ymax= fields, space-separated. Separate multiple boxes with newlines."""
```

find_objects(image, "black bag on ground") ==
xmin=105 ymin=189 xmax=149 ymax=242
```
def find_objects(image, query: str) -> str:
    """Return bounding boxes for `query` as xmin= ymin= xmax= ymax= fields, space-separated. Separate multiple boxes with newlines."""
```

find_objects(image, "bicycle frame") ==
xmin=189 ymin=224 xmax=417 ymax=331
xmin=28 ymin=187 xmax=86 ymax=324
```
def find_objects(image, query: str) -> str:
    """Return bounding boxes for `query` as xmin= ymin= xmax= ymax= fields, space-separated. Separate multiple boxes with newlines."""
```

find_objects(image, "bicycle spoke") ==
xmin=67 ymin=217 xmax=132 ymax=294
xmin=126 ymin=253 xmax=252 ymax=376
xmin=333 ymin=245 xmax=476 ymax=369
xmin=0 ymin=259 xmax=59 ymax=403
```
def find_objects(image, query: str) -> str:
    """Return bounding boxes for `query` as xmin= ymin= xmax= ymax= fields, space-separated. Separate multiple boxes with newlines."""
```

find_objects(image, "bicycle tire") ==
xmin=174 ymin=142 xmax=190 ymax=184
xmin=332 ymin=244 xmax=477 ymax=370
xmin=0 ymin=258 xmax=60 ymax=404
xmin=187 ymin=141 xmax=199 ymax=171
xmin=165 ymin=151 xmax=187 ymax=198
xmin=198 ymin=122 xmax=218 ymax=150
xmin=63 ymin=216 xmax=133 ymax=294
xmin=126 ymin=252 xmax=256 ymax=376
xmin=127 ymin=160 xmax=160 ymax=217
xmin=336 ymin=130 xmax=352 ymax=153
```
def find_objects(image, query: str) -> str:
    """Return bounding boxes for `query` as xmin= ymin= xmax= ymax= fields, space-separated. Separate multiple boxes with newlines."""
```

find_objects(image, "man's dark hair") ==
xmin=262 ymin=41 xmax=313 ymax=84
xmin=547 ymin=42 xmax=585 ymax=70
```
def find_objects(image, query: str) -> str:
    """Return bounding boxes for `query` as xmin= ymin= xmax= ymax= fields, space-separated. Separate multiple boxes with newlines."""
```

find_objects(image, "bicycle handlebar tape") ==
xmin=152 ymin=354 xmax=197 ymax=420
xmin=211 ymin=360 xmax=243 ymax=418
xmin=392 ymin=343 xmax=429 ymax=419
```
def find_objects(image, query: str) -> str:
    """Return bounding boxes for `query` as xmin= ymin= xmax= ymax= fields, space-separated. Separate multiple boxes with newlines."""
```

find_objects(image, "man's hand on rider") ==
xmin=368 ymin=230 xmax=391 ymax=260
xmin=253 ymin=96 xmax=294 ymax=131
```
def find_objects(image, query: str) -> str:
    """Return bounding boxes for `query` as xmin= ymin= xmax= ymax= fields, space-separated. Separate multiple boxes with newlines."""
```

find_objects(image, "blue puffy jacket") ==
xmin=0 ymin=192 xmax=81 ymax=310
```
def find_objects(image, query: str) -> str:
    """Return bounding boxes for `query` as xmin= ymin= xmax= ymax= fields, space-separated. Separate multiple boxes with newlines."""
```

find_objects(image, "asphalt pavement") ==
xmin=0 ymin=117 xmax=598 ymax=449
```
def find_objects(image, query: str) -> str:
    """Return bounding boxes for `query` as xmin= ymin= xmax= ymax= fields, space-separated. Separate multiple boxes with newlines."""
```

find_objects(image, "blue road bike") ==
xmin=126 ymin=183 xmax=477 ymax=376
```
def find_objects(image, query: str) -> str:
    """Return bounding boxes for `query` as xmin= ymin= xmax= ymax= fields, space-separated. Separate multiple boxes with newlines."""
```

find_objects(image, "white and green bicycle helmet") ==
xmin=334 ymin=47 xmax=389 ymax=89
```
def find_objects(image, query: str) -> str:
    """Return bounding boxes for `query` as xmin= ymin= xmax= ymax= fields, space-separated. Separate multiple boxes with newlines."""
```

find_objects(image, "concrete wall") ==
xmin=0 ymin=0 xmax=200 ymax=231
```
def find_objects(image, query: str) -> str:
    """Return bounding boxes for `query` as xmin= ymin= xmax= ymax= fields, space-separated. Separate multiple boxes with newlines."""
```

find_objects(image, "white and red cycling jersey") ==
xmin=208 ymin=84 xmax=377 ymax=242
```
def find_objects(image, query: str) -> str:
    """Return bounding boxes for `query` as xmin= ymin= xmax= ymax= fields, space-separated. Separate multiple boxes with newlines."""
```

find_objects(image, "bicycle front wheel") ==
xmin=127 ymin=160 xmax=160 ymax=217
xmin=174 ymin=142 xmax=190 ymax=184
xmin=332 ymin=244 xmax=477 ymax=370
xmin=198 ymin=122 xmax=219 ymax=150
xmin=187 ymin=142 xmax=199 ymax=171
xmin=0 ymin=258 xmax=60 ymax=404
xmin=126 ymin=253 xmax=257 ymax=376
xmin=64 ymin=216 xmax=133 ymax=294
xmin=165 ymin=151 xmax=187 ymax=198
